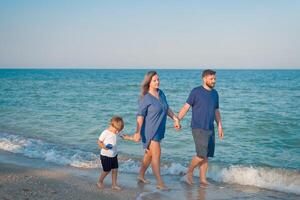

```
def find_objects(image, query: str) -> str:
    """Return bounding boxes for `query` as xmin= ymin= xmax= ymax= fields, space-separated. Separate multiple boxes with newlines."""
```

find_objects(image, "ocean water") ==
xmin=0 ymin=69 xmax=299 ymax=196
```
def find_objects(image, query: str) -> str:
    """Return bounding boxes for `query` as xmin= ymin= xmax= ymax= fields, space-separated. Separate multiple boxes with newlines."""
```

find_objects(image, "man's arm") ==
xmin=178 ymin=103 xmax=191 ymax=120
xmin=215 ymin=109 xmax=224 ymax=140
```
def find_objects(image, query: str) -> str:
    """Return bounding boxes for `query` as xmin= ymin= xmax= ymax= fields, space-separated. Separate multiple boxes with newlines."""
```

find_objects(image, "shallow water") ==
xmin=0 ymin=69 xmax=299 ymax=195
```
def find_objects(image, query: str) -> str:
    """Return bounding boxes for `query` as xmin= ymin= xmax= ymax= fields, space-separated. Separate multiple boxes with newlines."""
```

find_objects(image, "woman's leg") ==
xmin=149 ymin=140 xmax=165 ymax=188
xmin=138 ymin=149 xmax=152 ymax=183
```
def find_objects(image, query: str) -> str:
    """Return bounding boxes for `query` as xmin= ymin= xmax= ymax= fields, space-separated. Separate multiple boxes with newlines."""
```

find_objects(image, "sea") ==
xmin=0 ymin=69 xmax=299 ymax=198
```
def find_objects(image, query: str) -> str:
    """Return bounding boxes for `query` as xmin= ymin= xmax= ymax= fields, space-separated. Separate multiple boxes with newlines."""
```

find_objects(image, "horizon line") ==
xmin=0 ymin=66 xmax=299 ymax=70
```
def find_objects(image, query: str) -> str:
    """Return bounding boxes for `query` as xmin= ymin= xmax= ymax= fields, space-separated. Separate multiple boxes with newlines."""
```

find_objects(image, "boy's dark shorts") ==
xmin=100 ymin=154 xmax=118 ymax=172
xmin=192 ymin=128 xmax=215 ymax=158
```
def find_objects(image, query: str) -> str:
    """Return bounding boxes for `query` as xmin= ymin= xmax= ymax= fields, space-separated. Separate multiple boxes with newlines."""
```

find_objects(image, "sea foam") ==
xmin=1 ymin=132 xmax=299 ymax=195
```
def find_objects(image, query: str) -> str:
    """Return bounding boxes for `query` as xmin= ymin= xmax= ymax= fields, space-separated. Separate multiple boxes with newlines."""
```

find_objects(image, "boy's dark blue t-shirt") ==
xmin=186 ymin=86 xmax=219 ymax=130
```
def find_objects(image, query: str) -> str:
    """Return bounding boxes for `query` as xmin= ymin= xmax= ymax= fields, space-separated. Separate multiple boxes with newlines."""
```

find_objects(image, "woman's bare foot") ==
xmin=199 ymin=179 xmax=210 ymax=188
xmin=112 ymin=185 xmax=122 ymax=190
xmin=185 ymin=173 xmax=194 ymax=185
xmin=96 ymin=182 xmax=104 ymax=189
xmin=137 ymin=176 xmax=151 ymax=184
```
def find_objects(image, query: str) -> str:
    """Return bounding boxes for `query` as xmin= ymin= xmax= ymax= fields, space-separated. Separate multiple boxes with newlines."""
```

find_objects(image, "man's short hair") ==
xmin=202 ymin=69 xmax=216 ymax=78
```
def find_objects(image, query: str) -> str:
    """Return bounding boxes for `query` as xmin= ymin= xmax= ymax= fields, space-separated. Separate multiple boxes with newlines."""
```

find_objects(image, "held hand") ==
xmin=174 ymin=120 xmax=181 ymax=131
xmin=133 ymin=133 xmax=141 ymax=142
xmin=173 ymin=118 xmax=181 ymax=131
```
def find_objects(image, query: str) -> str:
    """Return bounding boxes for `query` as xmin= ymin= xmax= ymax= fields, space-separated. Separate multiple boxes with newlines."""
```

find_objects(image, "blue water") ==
xmin=0 ymin=69 xmax=300 ymax=194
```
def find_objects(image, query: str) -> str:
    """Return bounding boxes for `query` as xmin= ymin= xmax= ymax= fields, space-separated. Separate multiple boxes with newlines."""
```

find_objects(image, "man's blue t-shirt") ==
xmin=186 ymin=86 xmax=219 ymax=130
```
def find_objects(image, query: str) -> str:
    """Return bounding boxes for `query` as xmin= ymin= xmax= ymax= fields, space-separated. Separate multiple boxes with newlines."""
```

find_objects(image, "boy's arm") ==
xmin=97 ymin=140 xmax=108 ymax=150
xmin=121 ymin=134 xmax=135 ymax=141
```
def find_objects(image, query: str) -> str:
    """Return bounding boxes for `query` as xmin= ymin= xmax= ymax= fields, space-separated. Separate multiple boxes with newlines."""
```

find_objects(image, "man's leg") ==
xmin=199 ymin=158 xmax=209 ymax=184
xmin=186 ymin=155 xmax=203 ymax=185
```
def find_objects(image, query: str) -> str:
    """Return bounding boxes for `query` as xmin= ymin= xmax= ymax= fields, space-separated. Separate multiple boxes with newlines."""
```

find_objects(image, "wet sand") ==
xmin=0 ymin=151 xmax=298 ymax=200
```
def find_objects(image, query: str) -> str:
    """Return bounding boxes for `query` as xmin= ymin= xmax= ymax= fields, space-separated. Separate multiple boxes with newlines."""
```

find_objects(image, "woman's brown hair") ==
xmin=140 ymin=71 xmax=157 ymax=98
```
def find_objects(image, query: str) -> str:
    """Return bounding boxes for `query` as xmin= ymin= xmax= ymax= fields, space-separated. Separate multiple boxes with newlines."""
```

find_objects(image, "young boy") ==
xmin=97 ymin=116 xmax=125 ymax=190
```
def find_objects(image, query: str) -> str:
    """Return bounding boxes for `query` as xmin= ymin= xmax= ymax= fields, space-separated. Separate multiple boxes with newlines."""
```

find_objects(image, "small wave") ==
xmin=208 ymin=164 xmax=300 ymax=195
xmin=0 ymin=132 xmax=101 ymax=168
xmin=0 ymin=132 xmax=299 ymax=195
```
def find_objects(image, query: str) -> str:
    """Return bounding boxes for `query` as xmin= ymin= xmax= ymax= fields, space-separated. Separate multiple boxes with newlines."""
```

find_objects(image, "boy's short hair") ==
xmin=202 ymin=69 xmax=216 ymax=78
xmin=110 ymin=116 xmax=124 ymax=131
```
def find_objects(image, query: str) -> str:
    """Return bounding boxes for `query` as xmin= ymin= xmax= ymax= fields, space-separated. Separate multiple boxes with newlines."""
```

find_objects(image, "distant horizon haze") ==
xmin=1 ymin=1 xmax=299 ymax=69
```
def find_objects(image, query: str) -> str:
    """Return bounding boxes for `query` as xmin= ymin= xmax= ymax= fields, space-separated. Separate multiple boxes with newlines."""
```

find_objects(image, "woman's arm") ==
xmin=133 ymin=116 xmax=144 ymax=142
xmin=167 ymin=108 xmax=181 ymax=130
xmin=167 ymin=108 xmax=179 ymax=120
xmin=122 ymin=116 xmax=144 ymax=142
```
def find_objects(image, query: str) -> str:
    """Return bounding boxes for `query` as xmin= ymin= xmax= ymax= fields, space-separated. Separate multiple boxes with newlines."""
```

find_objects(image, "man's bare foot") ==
xmin=199 ymin=182 xmax=209 ymax=188
xmin=156 ymin=184 xmax=170 ymax=190
xmin=96 ymin=182 xmax=104 ymax=189
xmin=185 ymin=173 xmax=194 ymax=185
xmin=112 ymin=185 xmax=122 ymax=190
xmin=137 ymin=176 xmax=151 ymax=184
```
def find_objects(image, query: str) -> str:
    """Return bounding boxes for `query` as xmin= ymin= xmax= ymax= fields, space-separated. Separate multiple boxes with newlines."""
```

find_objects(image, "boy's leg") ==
xmin=186 ymin=156 xmax=203 ymax=185
xmin=97 ymin=171 xmax=110 ymax=189
xmin=111 ymin=169 xmax=121 ymax=190
xmin=138 ymin=149 xmax=152 ymax=183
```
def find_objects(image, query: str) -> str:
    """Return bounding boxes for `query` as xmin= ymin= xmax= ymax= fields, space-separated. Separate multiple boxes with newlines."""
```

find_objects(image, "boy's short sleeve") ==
xmin=137 ymin=97 xmax=149 ymax=117
xmin=98 ymin=131 xmax=107 ymax=142
xmin=186 ymin=89 xmax=195 ymax=106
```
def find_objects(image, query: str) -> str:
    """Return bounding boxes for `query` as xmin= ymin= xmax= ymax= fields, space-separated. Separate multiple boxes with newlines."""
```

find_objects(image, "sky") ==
xmin=0 ymin=0 xmax=299 ymax=69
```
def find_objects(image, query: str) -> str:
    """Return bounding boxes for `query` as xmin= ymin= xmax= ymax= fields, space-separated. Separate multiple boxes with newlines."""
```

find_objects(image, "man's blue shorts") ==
xmin=192 ymin=128 xmax=215 ymax=158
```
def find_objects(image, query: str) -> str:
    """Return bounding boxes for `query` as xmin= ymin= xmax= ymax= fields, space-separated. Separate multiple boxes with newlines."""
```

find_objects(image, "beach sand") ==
xmin=0 ymin=162 xmax=143 ymax=200
xmin=0 ymin=151 xmax=298 ymax=200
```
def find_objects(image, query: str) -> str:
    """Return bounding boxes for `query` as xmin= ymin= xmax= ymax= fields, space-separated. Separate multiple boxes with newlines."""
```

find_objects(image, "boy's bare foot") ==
xmin=112 ymin=185 xmax=122 ymax=190
xmin=96 ymin=182 xmax=104 ymax=189
xmin=185 ymin=173 xmax=194 ymax=185
xmin=137 ymin=176 xmax=151 ymax=184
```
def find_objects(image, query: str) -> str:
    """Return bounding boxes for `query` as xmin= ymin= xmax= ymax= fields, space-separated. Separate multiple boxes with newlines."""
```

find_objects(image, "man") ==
xmin=178 ymin=69 xmax=224 ymax=187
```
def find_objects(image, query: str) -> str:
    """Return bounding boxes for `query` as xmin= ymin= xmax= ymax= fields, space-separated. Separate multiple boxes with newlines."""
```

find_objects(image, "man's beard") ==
xmin=207 ymin=82 xmax=215 ymax=89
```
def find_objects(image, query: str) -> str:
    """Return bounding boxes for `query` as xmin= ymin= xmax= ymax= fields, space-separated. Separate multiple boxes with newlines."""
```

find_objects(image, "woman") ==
xmin=132 ymin=71 xmax=180 ymax=189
